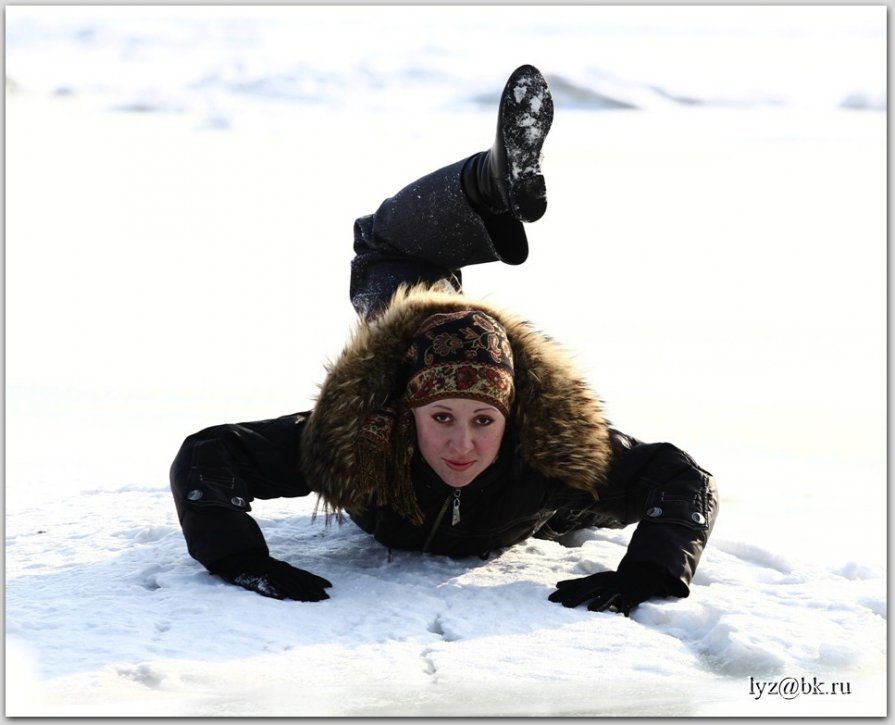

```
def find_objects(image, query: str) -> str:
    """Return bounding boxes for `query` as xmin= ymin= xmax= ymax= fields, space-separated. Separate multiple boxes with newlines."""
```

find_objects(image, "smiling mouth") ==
xmin=444 ymin=460 xmax=475 ymax=471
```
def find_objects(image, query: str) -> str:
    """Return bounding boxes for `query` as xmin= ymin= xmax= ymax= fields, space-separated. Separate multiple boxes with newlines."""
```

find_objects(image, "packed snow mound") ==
xmin=6 ymin=487 xmax=885 ymax=716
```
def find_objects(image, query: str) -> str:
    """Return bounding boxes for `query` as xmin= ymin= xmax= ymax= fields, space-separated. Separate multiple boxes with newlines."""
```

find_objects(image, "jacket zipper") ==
xmin=422 ymin=489 xmax=461 ymax=553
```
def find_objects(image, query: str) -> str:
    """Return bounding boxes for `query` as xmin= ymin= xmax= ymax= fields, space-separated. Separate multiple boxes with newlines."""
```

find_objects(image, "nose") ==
xmin=449 ymin=424 xmax=475 ymax=454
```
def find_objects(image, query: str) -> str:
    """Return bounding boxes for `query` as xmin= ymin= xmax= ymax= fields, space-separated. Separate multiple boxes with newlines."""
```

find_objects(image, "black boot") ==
xmin=462 ymin=65 xmax=554 ymax=223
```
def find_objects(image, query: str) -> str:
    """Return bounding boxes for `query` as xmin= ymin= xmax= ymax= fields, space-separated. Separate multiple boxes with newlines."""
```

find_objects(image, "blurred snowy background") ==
xmin=5 ymin=4 xmax=886 ymax=717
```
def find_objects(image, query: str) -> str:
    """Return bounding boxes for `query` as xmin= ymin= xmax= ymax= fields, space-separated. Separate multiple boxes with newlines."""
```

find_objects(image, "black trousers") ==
xmin=171 ymin=158 xmax=534 ymax=570
xmin=348 ymin=156 xmax=529 ymax=320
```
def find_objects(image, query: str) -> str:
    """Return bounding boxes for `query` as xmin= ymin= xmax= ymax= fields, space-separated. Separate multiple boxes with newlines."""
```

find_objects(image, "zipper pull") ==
xmin=451 ymin=489 xmax=461 ymax=526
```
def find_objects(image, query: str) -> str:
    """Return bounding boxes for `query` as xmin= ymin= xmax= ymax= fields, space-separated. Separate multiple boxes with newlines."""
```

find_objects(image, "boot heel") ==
xmin=508 ymin=175 xmax=547 ymax=225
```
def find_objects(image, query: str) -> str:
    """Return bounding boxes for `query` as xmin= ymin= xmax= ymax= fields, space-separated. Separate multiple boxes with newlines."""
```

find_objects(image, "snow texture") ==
xmin=5 ymin=5 xmax=886 ymax=718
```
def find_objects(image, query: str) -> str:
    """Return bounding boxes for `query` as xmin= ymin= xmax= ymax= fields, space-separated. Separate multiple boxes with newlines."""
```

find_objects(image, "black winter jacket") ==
xmin=170 ymin=287 xmax=718 ymax=598
xmin=170 ymin=413 xmax=716 ymax=598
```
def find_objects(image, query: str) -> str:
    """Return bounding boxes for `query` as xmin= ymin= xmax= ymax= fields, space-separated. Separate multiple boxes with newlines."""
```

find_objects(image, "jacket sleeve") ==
xmin=599 ymin=429 xmax=719 ymax=597
xmin=169 ymin=412 xmax=314 ymax=571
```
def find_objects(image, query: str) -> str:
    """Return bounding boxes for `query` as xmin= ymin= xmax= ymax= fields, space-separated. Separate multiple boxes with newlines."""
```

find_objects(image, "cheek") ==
xmin=415 ymin=421 xmax=444 ymax=455
xmin=478 ymin=426 xmax=505 ymax=455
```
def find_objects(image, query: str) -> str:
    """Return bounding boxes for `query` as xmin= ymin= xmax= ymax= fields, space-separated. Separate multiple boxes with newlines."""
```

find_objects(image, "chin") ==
xmin=437 ymin=466 xmax=479 ymax=488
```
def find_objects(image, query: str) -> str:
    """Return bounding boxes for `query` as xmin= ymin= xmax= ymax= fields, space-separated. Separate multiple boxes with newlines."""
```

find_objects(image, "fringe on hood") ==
xmin=300 ymin=284 xmax=612 ymax=522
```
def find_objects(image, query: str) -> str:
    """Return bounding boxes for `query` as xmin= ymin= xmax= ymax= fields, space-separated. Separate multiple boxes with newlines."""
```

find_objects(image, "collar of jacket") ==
xmin=300 ymin=283 xmax=612 ymax=520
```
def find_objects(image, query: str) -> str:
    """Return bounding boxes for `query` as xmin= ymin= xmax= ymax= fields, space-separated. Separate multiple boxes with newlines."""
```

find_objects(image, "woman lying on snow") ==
xmin=170 ymin=65 xmax=718 ymax=616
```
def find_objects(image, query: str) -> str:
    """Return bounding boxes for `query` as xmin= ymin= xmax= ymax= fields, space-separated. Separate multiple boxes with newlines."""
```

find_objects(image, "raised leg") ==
xmin=349 ymin=65 xmax=553 ymax=320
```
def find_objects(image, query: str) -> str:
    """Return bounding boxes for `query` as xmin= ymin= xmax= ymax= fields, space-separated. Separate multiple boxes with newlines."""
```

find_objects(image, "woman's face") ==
xmin=412 ymin=398 xmax=507 ymax=488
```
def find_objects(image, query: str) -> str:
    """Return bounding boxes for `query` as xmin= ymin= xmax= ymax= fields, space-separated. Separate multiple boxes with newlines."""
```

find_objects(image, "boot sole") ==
xmin=500 ymin=65 xmax=554 ymax=223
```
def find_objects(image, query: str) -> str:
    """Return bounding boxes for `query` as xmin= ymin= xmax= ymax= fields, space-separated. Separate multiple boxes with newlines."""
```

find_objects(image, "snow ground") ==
xmin=5 ymin=6 xmax=887 ymax=718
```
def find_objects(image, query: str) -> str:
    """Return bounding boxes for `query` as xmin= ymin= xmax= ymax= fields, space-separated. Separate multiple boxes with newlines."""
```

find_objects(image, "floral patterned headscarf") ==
xmin=402 ymin=310 xmax=515 ymax=416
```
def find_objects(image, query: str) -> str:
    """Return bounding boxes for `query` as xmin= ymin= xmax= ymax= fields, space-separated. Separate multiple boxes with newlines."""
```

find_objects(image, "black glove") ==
xmin=548 ymin=561 xmax=669 ymax=616
xmin=211 ymin=551 xmax=333 ymax=602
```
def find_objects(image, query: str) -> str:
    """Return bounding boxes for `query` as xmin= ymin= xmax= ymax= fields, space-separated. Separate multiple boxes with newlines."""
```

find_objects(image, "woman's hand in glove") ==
xmin=211 ymin=551 xmax=333 ymax=602
xmin=547 ymin=561 xmax=670 ymax=616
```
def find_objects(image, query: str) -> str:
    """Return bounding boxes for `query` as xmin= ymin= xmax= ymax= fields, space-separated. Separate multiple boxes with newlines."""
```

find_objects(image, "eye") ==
xmin=474 ymin=415 xmax=495 ymax=427
xmin=432 ymin=413 xmax=453 ymax=424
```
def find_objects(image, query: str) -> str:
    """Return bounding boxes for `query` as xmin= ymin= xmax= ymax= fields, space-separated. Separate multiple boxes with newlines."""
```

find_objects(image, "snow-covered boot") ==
xmin=461 ymin=64 xmax=554 ymax=223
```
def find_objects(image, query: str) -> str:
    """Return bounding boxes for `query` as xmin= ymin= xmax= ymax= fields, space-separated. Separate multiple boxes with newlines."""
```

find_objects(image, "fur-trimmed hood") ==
xmin=301 ymin=285 xmax=612 ymax=520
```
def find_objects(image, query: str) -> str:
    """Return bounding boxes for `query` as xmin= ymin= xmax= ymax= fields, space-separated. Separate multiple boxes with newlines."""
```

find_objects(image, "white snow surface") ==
xmin=5 ymin=6 xmax=886 ymax=718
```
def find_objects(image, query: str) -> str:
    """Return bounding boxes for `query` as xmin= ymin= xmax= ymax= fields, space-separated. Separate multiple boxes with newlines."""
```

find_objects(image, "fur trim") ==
xmin=300 ymin=284 xmax=612 ymax=520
